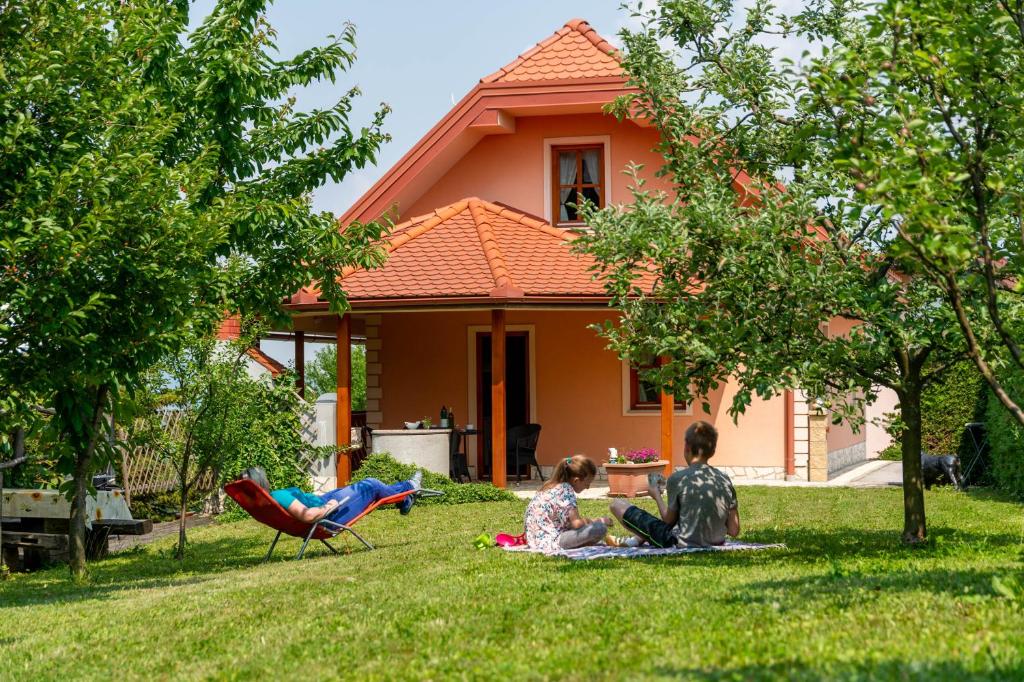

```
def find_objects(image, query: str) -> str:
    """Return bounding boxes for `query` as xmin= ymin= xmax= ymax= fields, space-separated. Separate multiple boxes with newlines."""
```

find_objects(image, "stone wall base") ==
xmin=828 ymin=441 xmax=867 ymax=475
xmin=719 ymin=465 xmax=786 ymax=481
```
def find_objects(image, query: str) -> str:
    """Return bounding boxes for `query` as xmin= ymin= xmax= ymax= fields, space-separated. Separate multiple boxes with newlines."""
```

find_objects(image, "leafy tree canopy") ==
xmin=0 ymin=0 xmax=388 ymax=576
xmin=576 ymin=0 xmax=1002 ymax=542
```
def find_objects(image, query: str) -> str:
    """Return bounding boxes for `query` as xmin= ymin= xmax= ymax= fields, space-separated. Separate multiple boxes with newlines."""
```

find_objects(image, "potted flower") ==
xmin=605 ymin=448 xmax=668 ymax=498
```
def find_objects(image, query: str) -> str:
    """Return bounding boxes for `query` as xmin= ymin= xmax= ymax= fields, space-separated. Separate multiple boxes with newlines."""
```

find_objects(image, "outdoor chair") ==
xmin=223 ymin=479 xmax=441 ymax=561
xmin=449 ymin=430 xmax=472 ymax=483
xmin=507 ymin=423 xmax=543 ymax=483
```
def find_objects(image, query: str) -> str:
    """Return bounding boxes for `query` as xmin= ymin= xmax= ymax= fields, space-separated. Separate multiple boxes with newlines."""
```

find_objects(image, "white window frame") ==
xmin=543 ymin=135 xmax=612 ymax=225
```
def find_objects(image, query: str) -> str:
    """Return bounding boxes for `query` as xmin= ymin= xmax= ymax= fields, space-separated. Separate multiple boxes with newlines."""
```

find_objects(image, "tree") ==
xmin=137 ymin=334 xmax=249 ymax=560
xmin=808 ymin=0 xmax=1024 ymax=428
xmin=135 ymin=328 xmax=319 ymax=559
xmin=578 ymin=0 xmax=974 ymax=542
xmin=304 ymin=344 xmax=367 ymax=410
xmin=0 ymin=1 xmax=388 ymax=578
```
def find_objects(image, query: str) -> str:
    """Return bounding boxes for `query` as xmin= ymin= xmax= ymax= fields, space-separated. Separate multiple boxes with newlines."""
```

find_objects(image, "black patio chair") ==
xmin=507 ymin=423 xmax=543 ymax=483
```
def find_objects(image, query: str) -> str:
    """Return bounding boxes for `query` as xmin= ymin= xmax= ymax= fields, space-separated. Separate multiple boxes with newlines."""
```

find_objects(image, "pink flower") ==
xmin=625 ymin=448 xmax=658 ymax=463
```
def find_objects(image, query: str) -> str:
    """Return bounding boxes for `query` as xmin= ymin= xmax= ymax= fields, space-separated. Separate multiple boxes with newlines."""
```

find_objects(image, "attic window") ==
xmin=552 ymin=144 xmax=604 ymax=225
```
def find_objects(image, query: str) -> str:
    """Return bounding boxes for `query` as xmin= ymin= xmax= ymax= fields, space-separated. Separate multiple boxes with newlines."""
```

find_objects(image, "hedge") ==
xmin=984 ymin=374 xmax=1024 ymax=500
xmin=352 ymin=453 xmax=518 ymax=505
xmin=881 ymin=362 xmax=990 ymax=478
xmin=919 ymin=362 xmax=988 ymax=456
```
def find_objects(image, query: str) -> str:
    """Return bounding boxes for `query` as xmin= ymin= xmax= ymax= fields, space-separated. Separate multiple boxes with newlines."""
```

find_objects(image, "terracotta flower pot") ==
xmin=604 ymin=460 xmax=669 ymax=498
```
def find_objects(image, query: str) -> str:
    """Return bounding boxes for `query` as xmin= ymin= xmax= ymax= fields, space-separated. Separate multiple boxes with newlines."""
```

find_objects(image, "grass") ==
xmin=1 ymin=487 xmax=1023 ymax=680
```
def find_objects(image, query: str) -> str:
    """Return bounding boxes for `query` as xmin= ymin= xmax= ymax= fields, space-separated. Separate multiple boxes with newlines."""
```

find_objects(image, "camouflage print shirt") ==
xmin=666 ymin=463 xmax=738 ymax=547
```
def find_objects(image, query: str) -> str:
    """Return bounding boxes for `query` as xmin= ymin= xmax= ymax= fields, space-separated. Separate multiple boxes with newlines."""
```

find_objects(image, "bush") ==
xmin=352 ymin=453 xmax=517 ymax=505
xmin=129 ymin=487 xmax=209 ymax=522
xmin=878 ymin=444 xmax=902 ymax=461
xmin=884 ymin=362 xmax=988 ymax=477
xmin=919 ymin=362 xmax=988 ymax=455
xmin=984 ymin=376 xmax=1024 ymax=500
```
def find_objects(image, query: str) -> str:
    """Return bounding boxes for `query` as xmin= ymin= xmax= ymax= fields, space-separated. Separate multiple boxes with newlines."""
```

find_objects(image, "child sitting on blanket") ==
xmin=524 ymin=455 xmax=612 ymax=552
xmin=610 ymin=421 xmax=740 ymax=548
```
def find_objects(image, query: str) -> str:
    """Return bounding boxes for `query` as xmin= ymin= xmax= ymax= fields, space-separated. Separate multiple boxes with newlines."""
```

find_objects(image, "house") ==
xmin=275 ymin=19 xmax=889 ymax=487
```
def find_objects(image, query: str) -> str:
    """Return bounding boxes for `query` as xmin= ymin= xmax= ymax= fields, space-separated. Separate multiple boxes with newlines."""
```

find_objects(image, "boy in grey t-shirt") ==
xmin=610 ymin=421 xmax=740 ymax=547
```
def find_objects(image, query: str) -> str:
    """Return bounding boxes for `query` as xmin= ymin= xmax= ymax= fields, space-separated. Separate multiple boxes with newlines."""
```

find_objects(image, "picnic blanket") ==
xmin=502 ymin=540 xmax=784 ymax=561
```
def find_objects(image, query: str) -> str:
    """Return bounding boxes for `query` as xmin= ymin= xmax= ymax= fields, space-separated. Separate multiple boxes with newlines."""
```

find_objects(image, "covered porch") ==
xmin=279 ymin=198 xmax=787 ymax=487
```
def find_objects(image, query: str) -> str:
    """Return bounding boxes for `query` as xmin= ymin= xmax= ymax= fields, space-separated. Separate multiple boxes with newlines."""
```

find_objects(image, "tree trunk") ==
xmin=68 ymin=385 xmax=109 ymax=581
xmin=176 ymin=478 xmax=188 ymax=560
xmin=898 ymin=381 xmax=927 ymax=544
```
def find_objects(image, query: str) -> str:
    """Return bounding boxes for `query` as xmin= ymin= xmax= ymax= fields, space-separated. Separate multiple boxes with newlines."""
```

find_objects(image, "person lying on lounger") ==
xmin=240 ymin=466 xmax=423 ymax=525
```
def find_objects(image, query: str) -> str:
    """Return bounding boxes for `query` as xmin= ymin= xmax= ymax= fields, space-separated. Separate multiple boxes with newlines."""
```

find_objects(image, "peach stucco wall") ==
xmin=824 ymin=316 xmax=868 ymax=453
xmin=404 ymin=114 xmax=671 ymax=221
xmin=377 ymin=310 xmax=785 ymax=469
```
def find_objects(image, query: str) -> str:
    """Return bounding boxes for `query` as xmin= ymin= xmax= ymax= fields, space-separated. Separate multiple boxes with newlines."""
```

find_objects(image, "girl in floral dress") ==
xmin=524 ymin=455 xmax=611 ymax=551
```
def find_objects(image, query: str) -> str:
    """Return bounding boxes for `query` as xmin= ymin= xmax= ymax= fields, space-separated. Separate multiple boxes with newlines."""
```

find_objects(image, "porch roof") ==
xmin=289 ymin=198 xmax=630 ymax=308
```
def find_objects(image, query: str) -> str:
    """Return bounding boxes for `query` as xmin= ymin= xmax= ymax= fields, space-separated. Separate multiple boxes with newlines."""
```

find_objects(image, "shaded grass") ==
xmin=1 ymin=487 xmax=1022 ymax=680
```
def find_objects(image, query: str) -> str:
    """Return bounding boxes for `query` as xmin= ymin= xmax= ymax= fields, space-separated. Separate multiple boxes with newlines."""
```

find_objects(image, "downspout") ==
xmin=784 ymin=390 xmax=795 ymax=479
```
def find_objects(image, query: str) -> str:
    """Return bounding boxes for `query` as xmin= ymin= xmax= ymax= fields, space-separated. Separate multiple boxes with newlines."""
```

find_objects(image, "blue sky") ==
xmin=191 ymin=0 xmax=636 ymax=217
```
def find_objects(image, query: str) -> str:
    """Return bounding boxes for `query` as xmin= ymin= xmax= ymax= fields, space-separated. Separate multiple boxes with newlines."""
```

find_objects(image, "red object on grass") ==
xmin=495 ymin=532 xmax=527 ymax=547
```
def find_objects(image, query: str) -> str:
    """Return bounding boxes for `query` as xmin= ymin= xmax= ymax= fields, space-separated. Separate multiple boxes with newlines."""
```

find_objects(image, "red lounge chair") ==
xmin=224 ymin=479 xmax=441 ymax=561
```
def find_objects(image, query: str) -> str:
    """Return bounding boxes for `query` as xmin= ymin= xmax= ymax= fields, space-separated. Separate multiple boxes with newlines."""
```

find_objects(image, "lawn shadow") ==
xmin=654 ymin=659 xmax=1023 ymax=681
xmin=0 ymin=531 xmax=276 ymax=609
xmin=687 ymin=526 xmax=1023 ymax=566
xmin=535 ymin=525 xmax=1021 ymax=573
xmin=0 ymin=520 xmax=419 ymax=609
xmin=728 ymin=564 xmax=1024 ymax=609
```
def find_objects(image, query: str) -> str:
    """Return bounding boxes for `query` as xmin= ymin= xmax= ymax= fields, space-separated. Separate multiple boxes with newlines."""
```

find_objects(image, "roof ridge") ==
xmin=476 ymin=199 xmax=577 ymax=242
xmin=468 ymin=199 xmax=524 ymax=297
xmin=340 ymin=199 xmax=471 ymax=278
xmin=480 ymin=18 xmax=620 ymax=84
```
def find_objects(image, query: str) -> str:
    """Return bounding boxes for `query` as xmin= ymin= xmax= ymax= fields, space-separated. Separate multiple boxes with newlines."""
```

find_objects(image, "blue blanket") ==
xmin=502 ymin=540 xmax=785 ymax=560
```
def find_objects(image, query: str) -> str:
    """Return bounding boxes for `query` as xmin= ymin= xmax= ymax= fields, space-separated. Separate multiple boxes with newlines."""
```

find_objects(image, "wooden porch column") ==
xmin=660 ymin=356 xmax=674 ymax=475
xmin=491 ymin=309 xmax=507 ymax=489
xmin=336 ymin=315 xmax=352 ymax=485
xmin=294 ymin=331 xmax=305 ymax=397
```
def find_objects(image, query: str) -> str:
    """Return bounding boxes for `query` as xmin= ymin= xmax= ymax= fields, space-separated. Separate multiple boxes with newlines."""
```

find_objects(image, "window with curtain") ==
xmin=552 ymin=144 xmax=604 ymax=224
xmin=629 ymin=362 xmax=687 ymax=411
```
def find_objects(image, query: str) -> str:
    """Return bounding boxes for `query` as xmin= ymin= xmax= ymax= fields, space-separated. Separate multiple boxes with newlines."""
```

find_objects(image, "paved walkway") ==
xmin=508 ymin=459 xmax=904 ymax=500
xmin=845 ymin=460 xmax=902 ymax=488
xmin=108 ymin=514 xmax=214 ymax=553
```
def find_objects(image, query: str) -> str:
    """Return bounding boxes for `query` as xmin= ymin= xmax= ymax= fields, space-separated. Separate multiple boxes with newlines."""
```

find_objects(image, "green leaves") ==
xmin=0 ymin=1 xmax=389 ymax=571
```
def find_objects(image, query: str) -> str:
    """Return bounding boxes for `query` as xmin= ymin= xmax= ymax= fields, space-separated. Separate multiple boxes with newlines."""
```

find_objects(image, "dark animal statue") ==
xmin=921 ymin=452 xmax=963 ymax=490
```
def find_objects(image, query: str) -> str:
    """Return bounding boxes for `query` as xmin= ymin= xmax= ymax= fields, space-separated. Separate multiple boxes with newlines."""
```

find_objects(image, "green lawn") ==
xmin=2 ymin=487 xmax=1023 ymax=680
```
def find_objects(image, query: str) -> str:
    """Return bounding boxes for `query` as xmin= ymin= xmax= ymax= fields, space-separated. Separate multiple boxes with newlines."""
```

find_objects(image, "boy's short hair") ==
xmin=685 ymin=421 xmax=718 ymax=458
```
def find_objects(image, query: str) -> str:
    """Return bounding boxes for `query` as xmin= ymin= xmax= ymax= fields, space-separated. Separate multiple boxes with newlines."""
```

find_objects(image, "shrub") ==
xmin=352 ymin=453 xmax=517 ymax=505
xmin=984 ymin=375 xmax=1024 ymax=500
xmin=919 ymin=362 xmax=988 ymax=455
xmin=884 ymin=362 xmax=988 ymax=477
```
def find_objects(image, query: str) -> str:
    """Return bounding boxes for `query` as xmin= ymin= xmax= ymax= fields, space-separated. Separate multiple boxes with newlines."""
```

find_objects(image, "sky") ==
xmin=190 ymin=0 xmax=639 ymax=216
xmin=185 ymin=0 xmax=814 ymax=368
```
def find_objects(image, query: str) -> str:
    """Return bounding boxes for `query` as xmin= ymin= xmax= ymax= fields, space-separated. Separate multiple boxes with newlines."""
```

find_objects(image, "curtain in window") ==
xmin=558 ymin=151 xmax=577 ymax=221
xmin=581 ymin=149 xmax=600 ymax=184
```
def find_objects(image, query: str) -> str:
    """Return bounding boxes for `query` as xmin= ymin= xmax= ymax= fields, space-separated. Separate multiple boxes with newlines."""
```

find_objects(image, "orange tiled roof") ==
xmin=481 ymin=18 xmax=621 ymax=84
xmin=335 ymin=198 xmax=611 ymax=301
xmin=245 ymin=347 xmax=286 ymax=377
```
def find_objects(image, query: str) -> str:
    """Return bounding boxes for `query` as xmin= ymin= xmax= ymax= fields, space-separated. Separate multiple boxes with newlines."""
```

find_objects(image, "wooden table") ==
xmin=1 ymin=488 xmax=151 ymax=571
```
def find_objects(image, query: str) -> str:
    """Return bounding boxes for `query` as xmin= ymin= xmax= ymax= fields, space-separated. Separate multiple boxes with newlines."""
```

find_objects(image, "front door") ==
xmin=476 ymin=331 xmax=530 ymax=479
